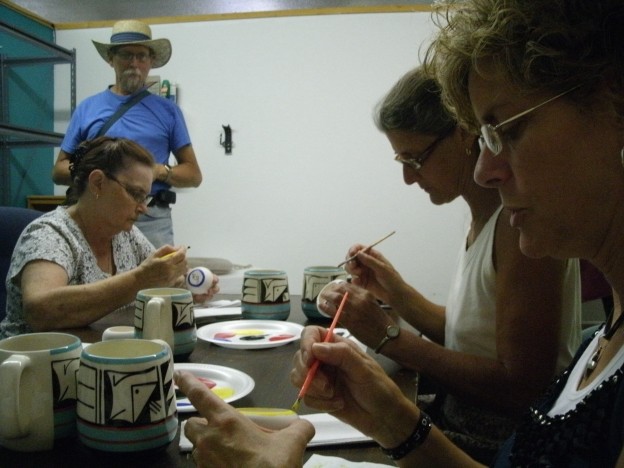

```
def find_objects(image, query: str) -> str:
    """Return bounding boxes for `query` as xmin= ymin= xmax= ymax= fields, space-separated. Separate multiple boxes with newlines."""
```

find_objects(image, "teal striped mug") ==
xmin=242 ymin=269 xmax=290 ymax=320
xmin=302 ymin=266 xmax=348 ymax=320
xmin=0 ymin=332 xmax=81 ymax=451
xmin=76 ymin=339 xmax=177 ymax=452
xmin=134 ymin=287 xmax=197 ymax=358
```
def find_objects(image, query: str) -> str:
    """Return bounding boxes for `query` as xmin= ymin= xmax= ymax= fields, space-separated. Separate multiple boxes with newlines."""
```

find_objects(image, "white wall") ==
xmin=54 ymin=12 xmax=470 ymax=298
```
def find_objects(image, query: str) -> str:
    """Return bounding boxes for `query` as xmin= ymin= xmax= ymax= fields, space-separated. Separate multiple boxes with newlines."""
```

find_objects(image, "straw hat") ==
xmin=92 ymin=20 xmax=172 ymax=68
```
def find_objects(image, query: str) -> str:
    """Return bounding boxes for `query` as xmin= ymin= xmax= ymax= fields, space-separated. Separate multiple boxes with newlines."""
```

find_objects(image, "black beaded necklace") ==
xmin=585 ymin=308 xmax=624 ymax=377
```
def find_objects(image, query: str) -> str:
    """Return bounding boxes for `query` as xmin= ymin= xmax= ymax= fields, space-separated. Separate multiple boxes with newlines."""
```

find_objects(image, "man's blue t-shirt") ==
xmin=61 ymin=88 xmax=191 ymax=194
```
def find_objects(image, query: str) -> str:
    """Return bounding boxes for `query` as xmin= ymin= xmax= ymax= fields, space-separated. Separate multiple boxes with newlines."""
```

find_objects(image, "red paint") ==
xmin=214 ymin=332 xmax=236 ymax=339
xmin=269 ymin=334 xmax=294 ymax=342
xmin=197 ymin=377 xmax=217 ymax=389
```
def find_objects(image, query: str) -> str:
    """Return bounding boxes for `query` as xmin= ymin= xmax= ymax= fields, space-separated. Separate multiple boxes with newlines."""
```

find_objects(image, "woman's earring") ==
xmin=465 ymin=147 xmax=472 ymax=156
xmin=621 ymin=146 xmax=624 ymax=167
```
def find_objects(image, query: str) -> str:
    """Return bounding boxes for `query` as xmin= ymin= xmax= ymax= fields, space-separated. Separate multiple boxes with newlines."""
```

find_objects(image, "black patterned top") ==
xmin=494 ymin=328 xmax=624 ymax=467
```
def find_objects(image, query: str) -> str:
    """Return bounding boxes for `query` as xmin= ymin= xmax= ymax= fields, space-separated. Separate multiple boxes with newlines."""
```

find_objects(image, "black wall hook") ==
xmin=220 ymin=125 xmax=232 ymax=154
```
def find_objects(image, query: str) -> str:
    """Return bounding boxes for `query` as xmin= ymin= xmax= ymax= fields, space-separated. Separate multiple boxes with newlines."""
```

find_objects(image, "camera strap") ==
xmin=96 ymin=89 xmax=150 ymax=137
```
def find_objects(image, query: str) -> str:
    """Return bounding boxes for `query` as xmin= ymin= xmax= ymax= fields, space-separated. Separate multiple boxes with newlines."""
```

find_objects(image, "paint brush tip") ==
xmin=291 ymin=398 xmax=301 ymax=413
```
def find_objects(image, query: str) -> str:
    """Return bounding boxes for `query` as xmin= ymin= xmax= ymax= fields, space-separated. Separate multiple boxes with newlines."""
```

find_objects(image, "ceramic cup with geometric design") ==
xmin=241 ymin=269 xmax=290 ymax=320
xmin=134 ymin=288 xmax=196 ymax=358
xmin=0 ymin=332 xmax=81 ymax=452
xmin=301 ymin=266 xmax=348 ymax=320
xmin=315 ymin=278 xmax=349 ymax=319
xmin=76 ymin=339 xmax=177 ymax=452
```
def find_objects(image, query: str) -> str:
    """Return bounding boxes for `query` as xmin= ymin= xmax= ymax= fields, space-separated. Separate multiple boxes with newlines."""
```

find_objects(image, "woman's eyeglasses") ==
xmin=394 ymin=130 xmax=453 ymax=170
xmin=105 ymin=173 xmax=153 ymax=206
xmin=479 ymin=86 xmax=580 ymax=155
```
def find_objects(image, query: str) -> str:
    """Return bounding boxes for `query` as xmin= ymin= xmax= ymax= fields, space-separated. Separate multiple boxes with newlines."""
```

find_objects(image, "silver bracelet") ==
xmin=163 ymin=164 xmax=172 ymax=183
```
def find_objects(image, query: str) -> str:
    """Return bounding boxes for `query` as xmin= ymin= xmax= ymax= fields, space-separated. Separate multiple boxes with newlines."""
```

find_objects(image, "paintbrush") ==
xmin=336 ymin=230 xmax=396 ymax=267
xmin=160 ymin=246 xmax=191 ymax=260
xmin=291 ymin=291 xmax=349 ymax=413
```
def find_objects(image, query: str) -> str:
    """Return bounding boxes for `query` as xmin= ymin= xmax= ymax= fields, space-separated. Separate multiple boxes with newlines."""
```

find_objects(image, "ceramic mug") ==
xmin=315 ymin=278 xmax=349 ymax=318
xmin=76 ymin=339 xmax=177 ymax=452
xmin=241 ymin=269 xmax=290 ymax=320
xmin=301 ymin=266 xmax=348 ymax=320
xmin=0 ymin=332 xmax=81 ymax=452
xmin=134 ymin=287 xmax=196 ymax=358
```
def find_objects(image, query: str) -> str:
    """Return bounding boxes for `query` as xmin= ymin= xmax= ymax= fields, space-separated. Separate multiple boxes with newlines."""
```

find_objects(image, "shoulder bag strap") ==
xmin=96 ymin=89 xmax=151 ymax=137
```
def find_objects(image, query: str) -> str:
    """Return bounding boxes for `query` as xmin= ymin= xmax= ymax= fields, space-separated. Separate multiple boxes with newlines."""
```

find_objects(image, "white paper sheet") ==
xmin=301 ymin=413 xmax=373 ymax=447
xmin=304 ymin=454 xmax=391 ymax=467
xmin=179 ymin=413 xmax=373 ymax=453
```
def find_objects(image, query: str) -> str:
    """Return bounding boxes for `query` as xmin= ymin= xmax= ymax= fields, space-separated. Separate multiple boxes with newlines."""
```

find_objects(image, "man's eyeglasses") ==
xmin=115 ymin=50 xmax=152 ymax=63
xmin=105 ymin=173 xmax=153 ymax=206
xmin=479 ymin=86 xmax=580 ymax=155
xmin=394 ymin=130 xmax=452 ymax=171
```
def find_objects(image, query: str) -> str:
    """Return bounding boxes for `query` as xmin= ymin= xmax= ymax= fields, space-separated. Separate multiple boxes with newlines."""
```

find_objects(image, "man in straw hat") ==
xmin=52 ymin=19 xmax=202 ymax=248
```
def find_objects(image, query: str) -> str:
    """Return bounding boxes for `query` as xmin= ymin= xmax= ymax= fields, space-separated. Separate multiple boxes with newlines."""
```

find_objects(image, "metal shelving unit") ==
xmin=0 ymin=19 xmax=75 ymax=205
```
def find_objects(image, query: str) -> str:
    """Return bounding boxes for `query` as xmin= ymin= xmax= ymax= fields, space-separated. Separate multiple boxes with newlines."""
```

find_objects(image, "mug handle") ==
xmin=144 ymin=297 xmax=174 ymax=349
xmin=0 ymin=354 xmax=32 ymax=439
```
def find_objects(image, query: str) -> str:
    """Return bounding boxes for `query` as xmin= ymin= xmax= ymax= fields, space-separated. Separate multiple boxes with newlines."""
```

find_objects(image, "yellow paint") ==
xmin=212 ymin=386 xmax=235 ymax=399
xmin=291 ymin=398 xmax=301 ymax=413
xmin=231 ymin=329 xmax=265 ymax=335
xmin=238 ymin=407 xmax=296 ymax=417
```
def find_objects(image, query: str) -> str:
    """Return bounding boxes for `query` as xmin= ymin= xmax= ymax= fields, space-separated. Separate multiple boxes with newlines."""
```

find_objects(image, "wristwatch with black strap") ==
xmin=374 ymin=324 xmax=400 ymax=353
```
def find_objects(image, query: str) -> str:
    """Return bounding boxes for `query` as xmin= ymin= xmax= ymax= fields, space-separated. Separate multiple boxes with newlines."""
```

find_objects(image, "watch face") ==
xmin=388 ymin=326 xmax=400 ymax=338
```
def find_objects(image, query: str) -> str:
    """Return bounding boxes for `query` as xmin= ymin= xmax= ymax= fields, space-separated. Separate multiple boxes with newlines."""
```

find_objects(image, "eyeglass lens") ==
xmin=478 ymin=86 xmax=580 ymax=155
xmin=107 ymin=174 xmax=152 ymax=205
xmin=116 ymin=51 xmax=150 ymax=62
xmin=480 ymin=126 xmax=503 ymax=155
xmin=394 ymin=133 xmax=447 ymax=170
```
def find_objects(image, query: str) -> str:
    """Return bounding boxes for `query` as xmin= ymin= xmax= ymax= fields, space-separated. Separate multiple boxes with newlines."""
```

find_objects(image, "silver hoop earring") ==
xmin=621 ymin=146 xmax=624 ymax=167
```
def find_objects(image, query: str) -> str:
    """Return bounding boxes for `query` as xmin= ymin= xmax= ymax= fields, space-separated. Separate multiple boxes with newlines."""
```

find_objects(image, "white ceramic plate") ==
xmin=174 ymin=363 xmax=255 ymax=412
xmin=196 ymin=320 xmax=304 ymax=350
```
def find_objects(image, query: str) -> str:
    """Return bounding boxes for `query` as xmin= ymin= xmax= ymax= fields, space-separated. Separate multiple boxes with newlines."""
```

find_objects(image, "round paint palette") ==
xmin=174 ymin=363 xmax=255 ymax=412
xmin=196 ymin=320 xmax=304 ymax=349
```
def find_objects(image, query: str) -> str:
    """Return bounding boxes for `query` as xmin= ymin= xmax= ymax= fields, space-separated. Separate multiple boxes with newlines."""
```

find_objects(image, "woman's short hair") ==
xmin=66 ymin=136 xmax=154 ymax=205
xmin=374 ymin=66 xmax=456 ymax=137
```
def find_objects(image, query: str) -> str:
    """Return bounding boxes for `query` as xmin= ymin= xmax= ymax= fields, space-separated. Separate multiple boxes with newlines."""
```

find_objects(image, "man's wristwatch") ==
xmin=374 ymin=325 xmax=400 ymax=353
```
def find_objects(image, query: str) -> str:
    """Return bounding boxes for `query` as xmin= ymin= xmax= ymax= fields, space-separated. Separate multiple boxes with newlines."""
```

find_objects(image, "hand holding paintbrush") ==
xmin=337 ymin=231 xmax=396 ymax=268
xmin=291 ymin=291 xmax=350 ymax=412
xmin=160 ymin=245 xmax=191 ymax=260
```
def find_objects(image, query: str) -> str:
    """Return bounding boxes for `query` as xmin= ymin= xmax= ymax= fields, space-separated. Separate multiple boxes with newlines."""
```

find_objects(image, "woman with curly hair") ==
xmin=176 ymin=1 xmax=624 ymax=465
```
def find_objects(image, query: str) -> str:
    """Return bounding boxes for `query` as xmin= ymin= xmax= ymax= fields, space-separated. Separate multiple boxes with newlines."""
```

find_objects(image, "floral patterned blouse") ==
xmin=0 ymin=206 xmax=154 ymax=338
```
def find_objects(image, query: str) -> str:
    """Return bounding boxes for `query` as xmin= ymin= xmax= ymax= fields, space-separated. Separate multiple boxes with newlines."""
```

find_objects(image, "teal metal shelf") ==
xmin=0 ymin=19 xmax=75 ymax=206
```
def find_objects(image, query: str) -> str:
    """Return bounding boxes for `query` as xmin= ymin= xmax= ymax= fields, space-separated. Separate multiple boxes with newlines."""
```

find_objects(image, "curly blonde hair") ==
xmin=424 ymin=0 xmax=624 ymax=132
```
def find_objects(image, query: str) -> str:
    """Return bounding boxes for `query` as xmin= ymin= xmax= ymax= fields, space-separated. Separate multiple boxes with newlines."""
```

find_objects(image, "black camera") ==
xmin=151 ymin=189 xmax=176 ymax=206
